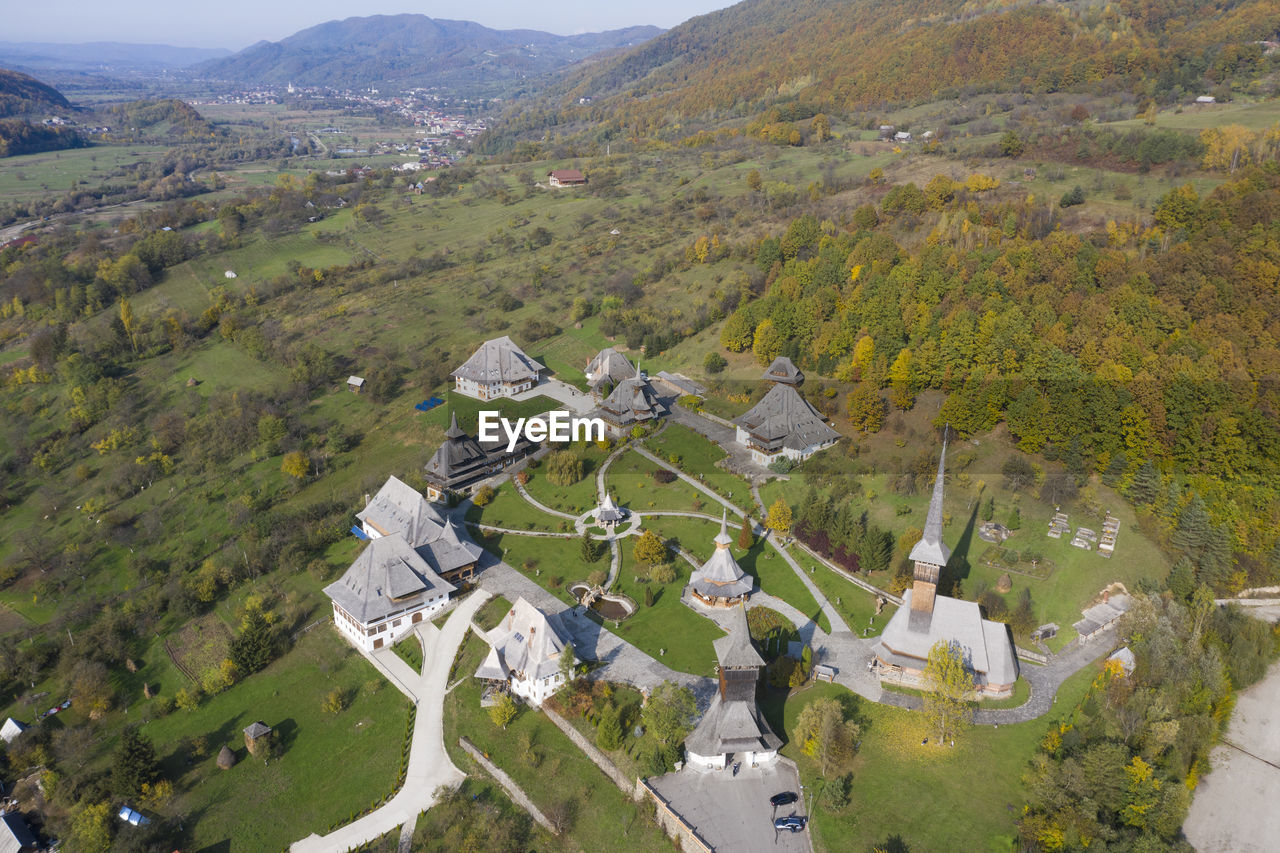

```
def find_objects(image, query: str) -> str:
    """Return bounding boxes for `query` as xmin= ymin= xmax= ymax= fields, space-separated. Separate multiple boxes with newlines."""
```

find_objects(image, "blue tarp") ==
xmin=414 ymin=396 xmax=445 ymax=412
xmin=351 ymin=525 xmax=369 ymax=540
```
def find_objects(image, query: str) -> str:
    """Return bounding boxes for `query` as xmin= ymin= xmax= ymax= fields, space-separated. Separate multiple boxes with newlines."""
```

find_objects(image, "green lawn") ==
xmin=443 ymin=631 xmax=675 ymax=853
xmin=607 ymin=449 xmax=711 ymax=513
xmin=466 ymin=484 xmax=565 ymax=532
xmin=393 ymin=633 xmax=423 ymax=674
xmin=642 ymin=515 xmax=831 ymax=634
xmin=474 ymin=595 xmax=513 ymax=632
xmin=765 ymin=664 xmax=1098 ymax=852
xmin=791 ymin=548 xmax=895 ymax=638
xmin=644 ymin=424 xmax=754 ymax=514
xmin=521 ymin=441 xmax=611 ymax=514
xmin=141 ymin=627 xmax=411 ymax=851
xmin=608 ymin=548 xmax=725 ymax=677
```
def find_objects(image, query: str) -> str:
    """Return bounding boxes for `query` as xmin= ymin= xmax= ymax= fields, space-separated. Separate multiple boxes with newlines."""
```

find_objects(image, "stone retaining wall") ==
xmin=458 ymin=736 xmax=558 ymax=835
xmin=637 ymin=777 xmax=714 ymax=853
xmin=542 ymin=705 xmax=638 ymax=797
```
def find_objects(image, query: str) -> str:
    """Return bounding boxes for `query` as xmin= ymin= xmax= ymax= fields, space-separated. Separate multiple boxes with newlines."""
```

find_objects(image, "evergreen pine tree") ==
xmin=644 ymin=585 xmax=655 ymax=607
xmin=861 ymin=527 xmax=894 ymax=573
xmin=596 ymin=703 xmax=624 ymax=750
xmin=229 ymin=601 xmax=275 ymax=675
xmin=1101 ymin=451 xmax=1128 ymax=488
xmin=580 ymin=532 xmax=602 ymax=564
xmin=1126 ymin=460 xmax=1161 ymax=506
xmin=981 ymin=495 xmax=995 ymax=522
xmin=1171 ymin=494 xmax=1211 ymax=559
xmin=113 ymin=725 xmax=160 ymax=796
xmin=1006 ymin=505 xmax=1022 ymax=531
xmin=737 ymin=517 xmax=753 ymax=549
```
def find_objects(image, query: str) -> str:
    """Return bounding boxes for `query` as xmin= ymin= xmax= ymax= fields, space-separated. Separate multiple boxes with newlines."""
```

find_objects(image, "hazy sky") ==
xmin=7 ymin=0 xmax=735 ymax=50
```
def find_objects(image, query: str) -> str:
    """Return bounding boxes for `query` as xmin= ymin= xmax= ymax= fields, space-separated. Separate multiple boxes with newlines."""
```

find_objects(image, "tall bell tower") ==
xmin=907 ymin=432 xmax=952 ymax=632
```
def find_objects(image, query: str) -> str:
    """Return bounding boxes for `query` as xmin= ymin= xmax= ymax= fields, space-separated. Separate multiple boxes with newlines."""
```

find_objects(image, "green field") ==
xmin=142 ymin=628 xmax=411 ymax=851
xmin=644 ymin=424 xmax=754 ymax=514
xmin=768 ymin=665 xmax=1097 ymax=852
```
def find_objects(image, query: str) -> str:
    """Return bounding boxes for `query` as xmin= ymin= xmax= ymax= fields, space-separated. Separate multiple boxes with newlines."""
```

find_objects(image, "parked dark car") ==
xmin=769 ymin=791 xmax=799 ymax=807
xmin=774 ymin=815 xmax=806 ymax=832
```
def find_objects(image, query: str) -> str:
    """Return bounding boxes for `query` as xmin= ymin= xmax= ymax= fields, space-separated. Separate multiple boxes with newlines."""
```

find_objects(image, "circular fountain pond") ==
xmin=568 ymin=583 xmax=637 ymax=620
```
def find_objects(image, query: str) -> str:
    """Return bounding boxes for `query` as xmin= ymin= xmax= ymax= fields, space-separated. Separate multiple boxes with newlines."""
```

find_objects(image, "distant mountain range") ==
xmin=0 ymin=41 xmax=231 ymax=73
xmin=192 ymin=14 xmax=663 ymax=94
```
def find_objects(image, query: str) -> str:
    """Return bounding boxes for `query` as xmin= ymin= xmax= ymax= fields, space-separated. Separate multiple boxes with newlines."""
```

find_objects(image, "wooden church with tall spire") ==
xmin=872 ymin=432 xmax=1019 ymax=697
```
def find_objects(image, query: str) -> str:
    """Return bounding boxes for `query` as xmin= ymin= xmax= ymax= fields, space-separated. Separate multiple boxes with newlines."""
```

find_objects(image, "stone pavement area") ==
xmin=1185 ymin=653 xmax=1280 ymax=852
xmin=649 ymin=759 xmax=812 ymax=853
xmin=475 ymin=551 xmax=718 ymax=707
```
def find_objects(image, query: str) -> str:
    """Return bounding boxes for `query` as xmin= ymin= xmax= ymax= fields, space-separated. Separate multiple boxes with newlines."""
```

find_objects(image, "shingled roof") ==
xmin=689 ymin=513 xmax=753 ymax=600
xmin=584 ymin=348 xmax=636 ymax=391
xmin=451 ymin=336 xmax=541 ymax=385
xmin=874 ymin=589 xmax=1019 ymax=688
xmin=594 ymin=376 xmax=667 ymax=427
xmin=762 ymin=356 xmax=803 ymax=385
xmin=357 ymin=475 xmax=445 ymax=542
xmin=324 ymin=535 xmax=455 ymax=625
xmin=733 ymin=384 xmax=839 ymax=452
xmin=474 ymin=597 xmax=572 ymax=683
xmin=713 ymin=604 xmax=765 ymax=670
xmin=908 ymin=437 xmax=952 ymax=568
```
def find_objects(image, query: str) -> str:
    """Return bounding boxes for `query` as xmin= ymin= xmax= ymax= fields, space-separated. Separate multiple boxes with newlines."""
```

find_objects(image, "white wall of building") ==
xmin=331 ymin=595 xmax=448 ymax=653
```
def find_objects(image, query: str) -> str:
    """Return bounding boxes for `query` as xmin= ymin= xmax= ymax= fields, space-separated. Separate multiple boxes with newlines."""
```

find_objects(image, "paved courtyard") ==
xmin=1184 ymin=654 xmax=1280 ymax=853
xmin=650 ymin=759 xmax=812 ymax=853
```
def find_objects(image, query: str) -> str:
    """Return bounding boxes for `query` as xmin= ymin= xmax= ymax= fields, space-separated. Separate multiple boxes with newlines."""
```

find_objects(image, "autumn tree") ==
xmin=794 ymin=696 xmax=861 ymax=778
xmin=847 ymin=385 xmax=885 ymax=433
xmin=922 ymin=640 xmax=974 ymax=745
xmin=489 ymin=693 xmax=518 ymax=730
xmin=632 ymin=528 xmax=668 ymax=565
xmin=810 ymin=113 xmax=831 ymax=143
xmin=737 ymin=517 xmax=754 ymax=549
xmin=765 ymin=498 xmax=793 ymax=537
xmin=281 ymin=450 xmax=308 ymax=479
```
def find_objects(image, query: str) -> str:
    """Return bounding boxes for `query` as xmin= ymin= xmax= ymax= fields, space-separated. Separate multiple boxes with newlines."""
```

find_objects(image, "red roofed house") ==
xmin=547 ymin=169 xmax=587 ymax=188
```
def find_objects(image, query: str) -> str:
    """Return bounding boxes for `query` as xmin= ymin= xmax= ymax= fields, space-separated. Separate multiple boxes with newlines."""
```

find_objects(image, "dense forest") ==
xmin=715 ymin=165 xmax=1280 ymax=594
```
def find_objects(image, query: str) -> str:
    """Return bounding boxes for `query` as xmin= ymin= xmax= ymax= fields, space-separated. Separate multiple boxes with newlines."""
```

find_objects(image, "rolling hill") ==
xmin=193 ymin=14 xmax=663 ymax=94
xmin=0 ymin=67 xmax=72 ymax=118
xmin=554 ymin=0 xmax=1280 ymax=129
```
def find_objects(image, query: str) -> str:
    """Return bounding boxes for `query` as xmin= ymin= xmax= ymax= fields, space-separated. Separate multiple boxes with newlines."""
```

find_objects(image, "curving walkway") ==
xmin=466 ymin=449 xmax=1118 ymax=727
xmin=292 ymin=590 xmax=491 ymax=853
xmin=512 ymin=478 xmax=577 ymax=520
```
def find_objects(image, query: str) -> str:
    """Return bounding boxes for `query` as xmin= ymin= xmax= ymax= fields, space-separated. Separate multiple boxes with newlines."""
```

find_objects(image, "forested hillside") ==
xmin=0 ymin=67 xmax=71 ymax=118
xmin=516 ymin=0 xmax=1280 ymax=140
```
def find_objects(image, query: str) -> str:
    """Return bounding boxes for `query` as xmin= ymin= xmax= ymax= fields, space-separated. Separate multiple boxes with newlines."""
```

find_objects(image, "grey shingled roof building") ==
xmin=761 ymin=356 xmax=803 ymax=385
xmin=733 ymin=384 xmax=838 ymax=458
xmin=584 ymin=348 xmax=636 ymax=394
xmin=451 ymin=336 xmax=541 ymax=386
xmin=474 ymin=597 xmax=576 ymax=705
xmin=357 ymin=473 xmax=482 ymax=582
xmin=872 ymin=436 xmax=1019 ymax=696
xmin=424 ymin=412 xmax=536 ymax=498
xmin=0 ymin=812 xmax=38 ymax=853
xmin=592 ymin=376 xmax=668 ymax=432
xmin=684 ymin=604 xmax=781 ymax=766
xmin=688 ymin=513 xmax=753 ymax=605
xmin=324 ymin=535 xmax=456 ymax=627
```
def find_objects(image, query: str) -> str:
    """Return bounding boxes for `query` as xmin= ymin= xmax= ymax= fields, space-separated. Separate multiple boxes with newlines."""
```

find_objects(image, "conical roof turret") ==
xmin=908 ymin=433 xmax=952 ymax=567
xmin=714 ymin=509 xmax=733 ymax=548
